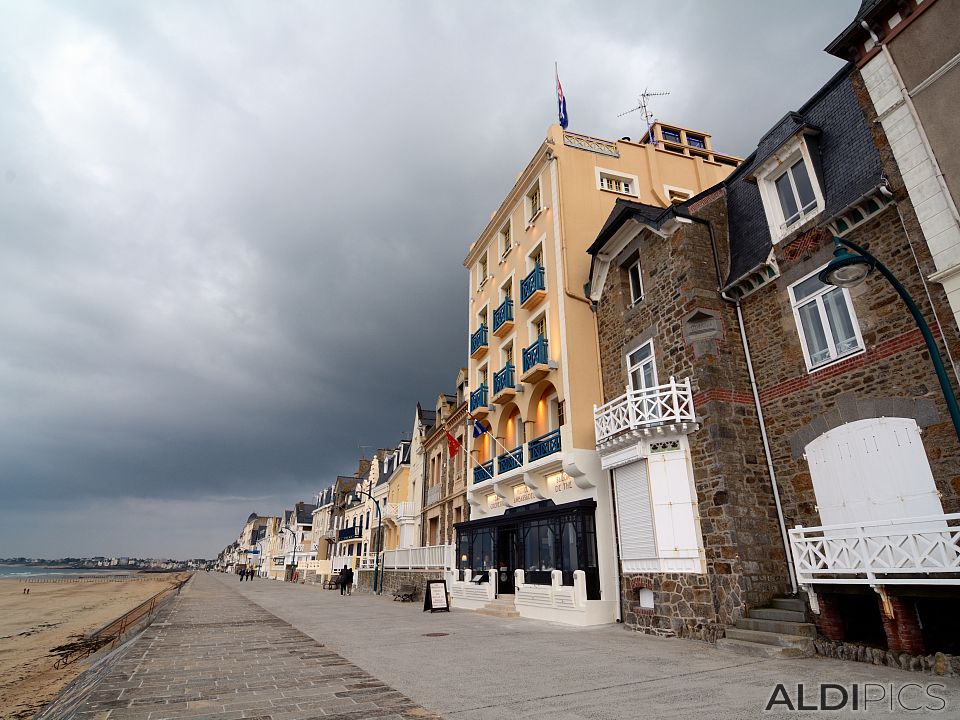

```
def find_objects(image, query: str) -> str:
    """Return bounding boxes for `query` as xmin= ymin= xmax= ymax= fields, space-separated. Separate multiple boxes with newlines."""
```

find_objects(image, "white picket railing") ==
xmin=593 ymin=377 xmax=696 ymax=445
xmin=789 ymin=513 xmax=960 ymax=585
xmin=396 ymin=501 xmax=417 ymax=520
xmin=381 ymin=544 xmax=454 ymax=570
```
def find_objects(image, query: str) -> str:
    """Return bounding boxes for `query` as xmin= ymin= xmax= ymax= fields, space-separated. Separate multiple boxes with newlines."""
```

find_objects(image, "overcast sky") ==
xmin=0 ymin=1 xmax=860 ymax=559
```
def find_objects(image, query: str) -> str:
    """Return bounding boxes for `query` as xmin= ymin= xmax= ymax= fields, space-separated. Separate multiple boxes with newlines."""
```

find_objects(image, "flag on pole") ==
xmin=556 ymin=63 xmax=568 ymax=129
xmin=445 ymin=431 xmax=461 ymax=457
xmin=472 ymin=419 xmax=488 ymax=439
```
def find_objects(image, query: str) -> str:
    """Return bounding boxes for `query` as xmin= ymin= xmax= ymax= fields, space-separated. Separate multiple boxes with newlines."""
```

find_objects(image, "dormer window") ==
xmin=756 ymin=135 xmax=825 ymax=242
xmin=774 ymin=159 xmax=817 ymax=227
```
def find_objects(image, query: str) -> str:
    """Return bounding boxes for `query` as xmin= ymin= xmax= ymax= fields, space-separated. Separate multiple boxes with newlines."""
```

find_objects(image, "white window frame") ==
xmin=527 ymin=242 xmax=544 ymax=272
xmin=498 ymin=219 xmax=514 ymax=260
xmin=525 ymin=176 xmax=545 ymax=227
xmin=626 ymin=260 xmax=643 ymax=306
xmin=596 ymin=167 xmax=640 ymax=197
xmin=626 ymin=339 xmax=658 ymax=391
xmin=756 ymin=136 xmax=825 ymax=243
xmin=477 ymin=303 xmax=489 ymax=331
xmin=530 ymin=309 xmax=548 ymax=343
xmin=789 ymin=265 xmax=865 ymax=372
xmin=477 ymin=250 xmax=489 ymax=288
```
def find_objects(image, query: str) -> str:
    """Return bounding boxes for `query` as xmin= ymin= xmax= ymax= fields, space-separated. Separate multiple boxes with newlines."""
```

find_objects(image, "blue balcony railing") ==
xmin=493 ymin=363 xmax=515 ymax=395
xmin=520 ymin=265 xmax=546 ymax=304
xmin=497 ymin=445 xmax=524 ymax=474
xmin=473 ymin=460 xmax=494 ymax=484
xmin=470 ymin=384 xmax=488 ymax=412
xmin=492 ymin=298 xmax=514 ymax=333
xmin=522 ymin=336 xmax=549 ymax=374
xmin=470 ymin=324 xmax=488 ymax=355
xmin=528 ymin=428 xmax=561 ymax=462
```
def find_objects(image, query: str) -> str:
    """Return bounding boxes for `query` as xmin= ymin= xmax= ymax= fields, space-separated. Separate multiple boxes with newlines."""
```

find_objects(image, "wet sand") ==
xmin=0 ymin=573 xmax=189 ymax=719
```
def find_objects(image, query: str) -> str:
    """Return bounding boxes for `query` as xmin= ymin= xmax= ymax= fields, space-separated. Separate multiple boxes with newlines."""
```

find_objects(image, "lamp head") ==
xmin=819 ymin=238 xmax=873 ymax=288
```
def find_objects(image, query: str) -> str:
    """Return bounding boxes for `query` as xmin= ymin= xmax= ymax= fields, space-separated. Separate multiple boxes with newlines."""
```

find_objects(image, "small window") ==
xmin=627 ymin=261 xmax=643 ymax=305
xmin=479 ymin=365 xmax=488 ymax=387
xmin=530 ymin=245 xmax=543 ymax=269
xmin=661 ymin=128 xmax=681 ymax=144
xmin=478 ymin=252 xmax=489 ymax=284
xmin=775 ymin=158 xmax=817 ymax=227
xmin=534 ymin=314 xmax=547 ymax=340
xmin=527 ymin=182 xmax=542 ymax=222
xmin=499 ymin=221 xmax=512 ymax=257
xmin=789 ymin=269 xmax=864 ymax=370
xmin=687 ymin=134 xmax=706 ymax=149
xmin=627 ymin=340 xmax=657 ymax=391
xmin=599 ymin=174 xmax=632 ymax=195
xmin=558 ymin=400 xmax=565 ymax=427
xmin=503 ymin=343 xmax=514 ymax=365
xmin=478 ymin=306 xmax=488 ymax=328
xmin=502 ymin=278 xmax=512 ymax=302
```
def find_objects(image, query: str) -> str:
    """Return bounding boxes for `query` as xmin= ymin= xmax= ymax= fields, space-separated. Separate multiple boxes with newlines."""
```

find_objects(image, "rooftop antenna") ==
xmin=618 ymin=88 xmax=670 ymax=145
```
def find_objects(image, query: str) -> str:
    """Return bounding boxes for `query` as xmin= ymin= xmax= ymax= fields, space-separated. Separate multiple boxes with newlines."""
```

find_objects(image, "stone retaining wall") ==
xmin=355 ymin=569 xmax=445 ymax=598
xmin=814 ymin=639 xmax=959 ymax=677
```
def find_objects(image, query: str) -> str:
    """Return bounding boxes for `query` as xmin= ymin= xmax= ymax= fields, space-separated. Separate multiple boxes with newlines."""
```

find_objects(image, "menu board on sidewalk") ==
xmin=423 ymin=579 xmax=449 ymax=613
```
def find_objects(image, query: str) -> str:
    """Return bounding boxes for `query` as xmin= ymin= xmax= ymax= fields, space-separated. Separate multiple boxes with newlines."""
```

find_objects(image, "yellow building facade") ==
xmin=453 ymin=123 xmax=738 ymax=625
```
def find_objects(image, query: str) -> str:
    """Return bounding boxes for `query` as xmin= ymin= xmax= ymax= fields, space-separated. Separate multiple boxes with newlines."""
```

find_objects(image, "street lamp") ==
xmin=255 ymin=539 xmax=267 ymax=578
xmin=819 ymin=236 xmax=960 ymax=442
xmin=353 ymin=488 xmax=383 ymax=594
xmin=279 ymin=526 xmax=298 ymax=581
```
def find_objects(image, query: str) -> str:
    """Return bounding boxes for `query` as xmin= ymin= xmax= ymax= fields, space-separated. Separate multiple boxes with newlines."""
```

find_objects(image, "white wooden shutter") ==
xmin=614 ymin=461 xmax=656 ymax=563
xmin=805 ymin=417 xmax=944 ymax=529
xmin=648 ymin=449 xmax=702 ymax=564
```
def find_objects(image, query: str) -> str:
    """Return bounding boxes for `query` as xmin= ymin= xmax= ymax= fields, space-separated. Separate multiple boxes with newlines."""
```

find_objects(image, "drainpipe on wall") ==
xmin=672 ymin=208 xmax=798 ymax=595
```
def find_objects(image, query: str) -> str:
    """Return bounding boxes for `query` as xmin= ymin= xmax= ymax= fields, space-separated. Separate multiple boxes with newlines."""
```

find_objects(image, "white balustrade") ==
xmin=381 ymin=544 xmax=455 ymax=570
xmin=593 ymin=376 xmax=696 ymax=445
xmin=789 ymin=513 xmax=960 ymax=586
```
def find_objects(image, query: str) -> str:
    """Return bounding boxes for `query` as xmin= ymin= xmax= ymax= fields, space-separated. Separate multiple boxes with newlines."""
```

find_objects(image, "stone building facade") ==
xmin=589 ymin=62 xmax=960 ymax=654
xmin=421 ymin=370 xmax=470 ymax=546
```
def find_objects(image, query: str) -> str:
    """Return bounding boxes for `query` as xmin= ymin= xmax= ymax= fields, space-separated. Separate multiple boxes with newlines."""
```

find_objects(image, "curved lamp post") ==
xmin=279 ymin=526 xmax=298 ymax=581
xmin=352 ymin=488 xmax=383 ymax=595
xmin=819 ymin=236 xmax=960 ymax=443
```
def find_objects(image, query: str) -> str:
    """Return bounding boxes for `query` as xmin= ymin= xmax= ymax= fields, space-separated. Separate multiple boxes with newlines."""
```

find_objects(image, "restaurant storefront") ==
xmin=455 ymin=498 xmax=600 ymax=598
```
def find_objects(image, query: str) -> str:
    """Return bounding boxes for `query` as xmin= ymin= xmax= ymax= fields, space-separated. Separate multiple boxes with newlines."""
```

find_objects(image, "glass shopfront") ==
xmin=455 ymin=499 xmax=600 ymax=600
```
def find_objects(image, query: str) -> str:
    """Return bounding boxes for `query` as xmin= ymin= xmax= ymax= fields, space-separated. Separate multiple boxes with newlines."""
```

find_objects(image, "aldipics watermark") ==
xmin=765 ymin=683 xmax=948 ymax=712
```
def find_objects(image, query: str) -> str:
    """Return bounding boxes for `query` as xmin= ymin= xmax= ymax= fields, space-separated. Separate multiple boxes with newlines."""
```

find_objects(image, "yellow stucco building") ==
xmin=452 ymin=122 xmax=738 ymax=625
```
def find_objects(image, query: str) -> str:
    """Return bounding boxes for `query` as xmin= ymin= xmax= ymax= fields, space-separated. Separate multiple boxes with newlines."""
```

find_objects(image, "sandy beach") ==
xmin=0 ymin=573 xmax=189 ymax=719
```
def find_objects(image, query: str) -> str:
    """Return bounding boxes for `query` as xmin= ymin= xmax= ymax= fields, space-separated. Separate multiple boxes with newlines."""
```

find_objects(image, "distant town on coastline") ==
xmin=0 ymin=557 xmax=213 ymax=571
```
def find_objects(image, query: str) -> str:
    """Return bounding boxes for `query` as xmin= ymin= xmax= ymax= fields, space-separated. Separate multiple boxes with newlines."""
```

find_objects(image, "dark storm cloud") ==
xmin=0 ymin=0 xmax=858 ymax=558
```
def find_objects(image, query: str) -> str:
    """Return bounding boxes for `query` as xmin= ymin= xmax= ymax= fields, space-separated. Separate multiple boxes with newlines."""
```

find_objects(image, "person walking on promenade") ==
xmin=339 ymin=566 xmax=349 ymax=595
xmin=239 ymin=568 xmax=246 ymax=582
xmin=344 ymin=566 xmax=354 ymax=596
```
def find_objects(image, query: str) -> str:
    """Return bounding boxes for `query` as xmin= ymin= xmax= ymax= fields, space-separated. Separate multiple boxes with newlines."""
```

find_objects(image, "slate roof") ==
xmin=723 ymin=64 xmax=884 ymax=286
xmin=825 ymin=0 xmax=885 ymax=56
xmin=586 ymin=198 xmax=674 ymax=256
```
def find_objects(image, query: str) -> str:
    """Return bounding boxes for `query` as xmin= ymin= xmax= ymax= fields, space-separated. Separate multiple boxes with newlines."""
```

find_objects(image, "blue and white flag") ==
xmin=556 ymin=64 xmax=568 ymax=129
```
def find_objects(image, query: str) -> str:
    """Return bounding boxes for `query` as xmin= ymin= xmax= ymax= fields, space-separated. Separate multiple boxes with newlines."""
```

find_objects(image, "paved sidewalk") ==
xmin=233 ymin=576 xmax=960 ymax=719
xmin=69 ymin=573 xmax=441 ymax=719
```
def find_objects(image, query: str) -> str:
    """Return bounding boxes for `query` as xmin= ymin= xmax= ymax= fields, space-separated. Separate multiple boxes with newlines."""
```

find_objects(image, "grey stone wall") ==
xmin=354 ymin=569 xmax=445 ymax=598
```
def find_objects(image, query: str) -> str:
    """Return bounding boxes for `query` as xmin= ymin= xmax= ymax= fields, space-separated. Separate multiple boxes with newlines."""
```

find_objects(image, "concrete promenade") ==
xmin=68 ymin=573 xmax=441 ymax=719
xmin=233 ymin=576 xmax=960 ymax=719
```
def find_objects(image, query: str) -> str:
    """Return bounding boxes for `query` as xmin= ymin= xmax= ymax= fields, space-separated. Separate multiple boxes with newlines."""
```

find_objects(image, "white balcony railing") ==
xmin=396 ymin=501 xmax=416 ymax=520
xmin=382 ymin=544 xmax=455 ymax=570
xmin=790 ymin=513 xmax=960 ymax=586
xmin=594 ymin=377 xmax=696 ymax=445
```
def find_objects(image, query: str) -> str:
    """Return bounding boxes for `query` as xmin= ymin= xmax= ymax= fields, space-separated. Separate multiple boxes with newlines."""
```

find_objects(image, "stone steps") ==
xmin=771 ymin=597 xmax=806 ymax=613
xmin=476 ymin=595 xmax=520 ymax=619
xmin=735 ymin=617 xmax=816 ymax=637
xmin=749 ymin=607 xmax=807 ymax=623
xmin=719 ymin=596 xmax=814 ymax=659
